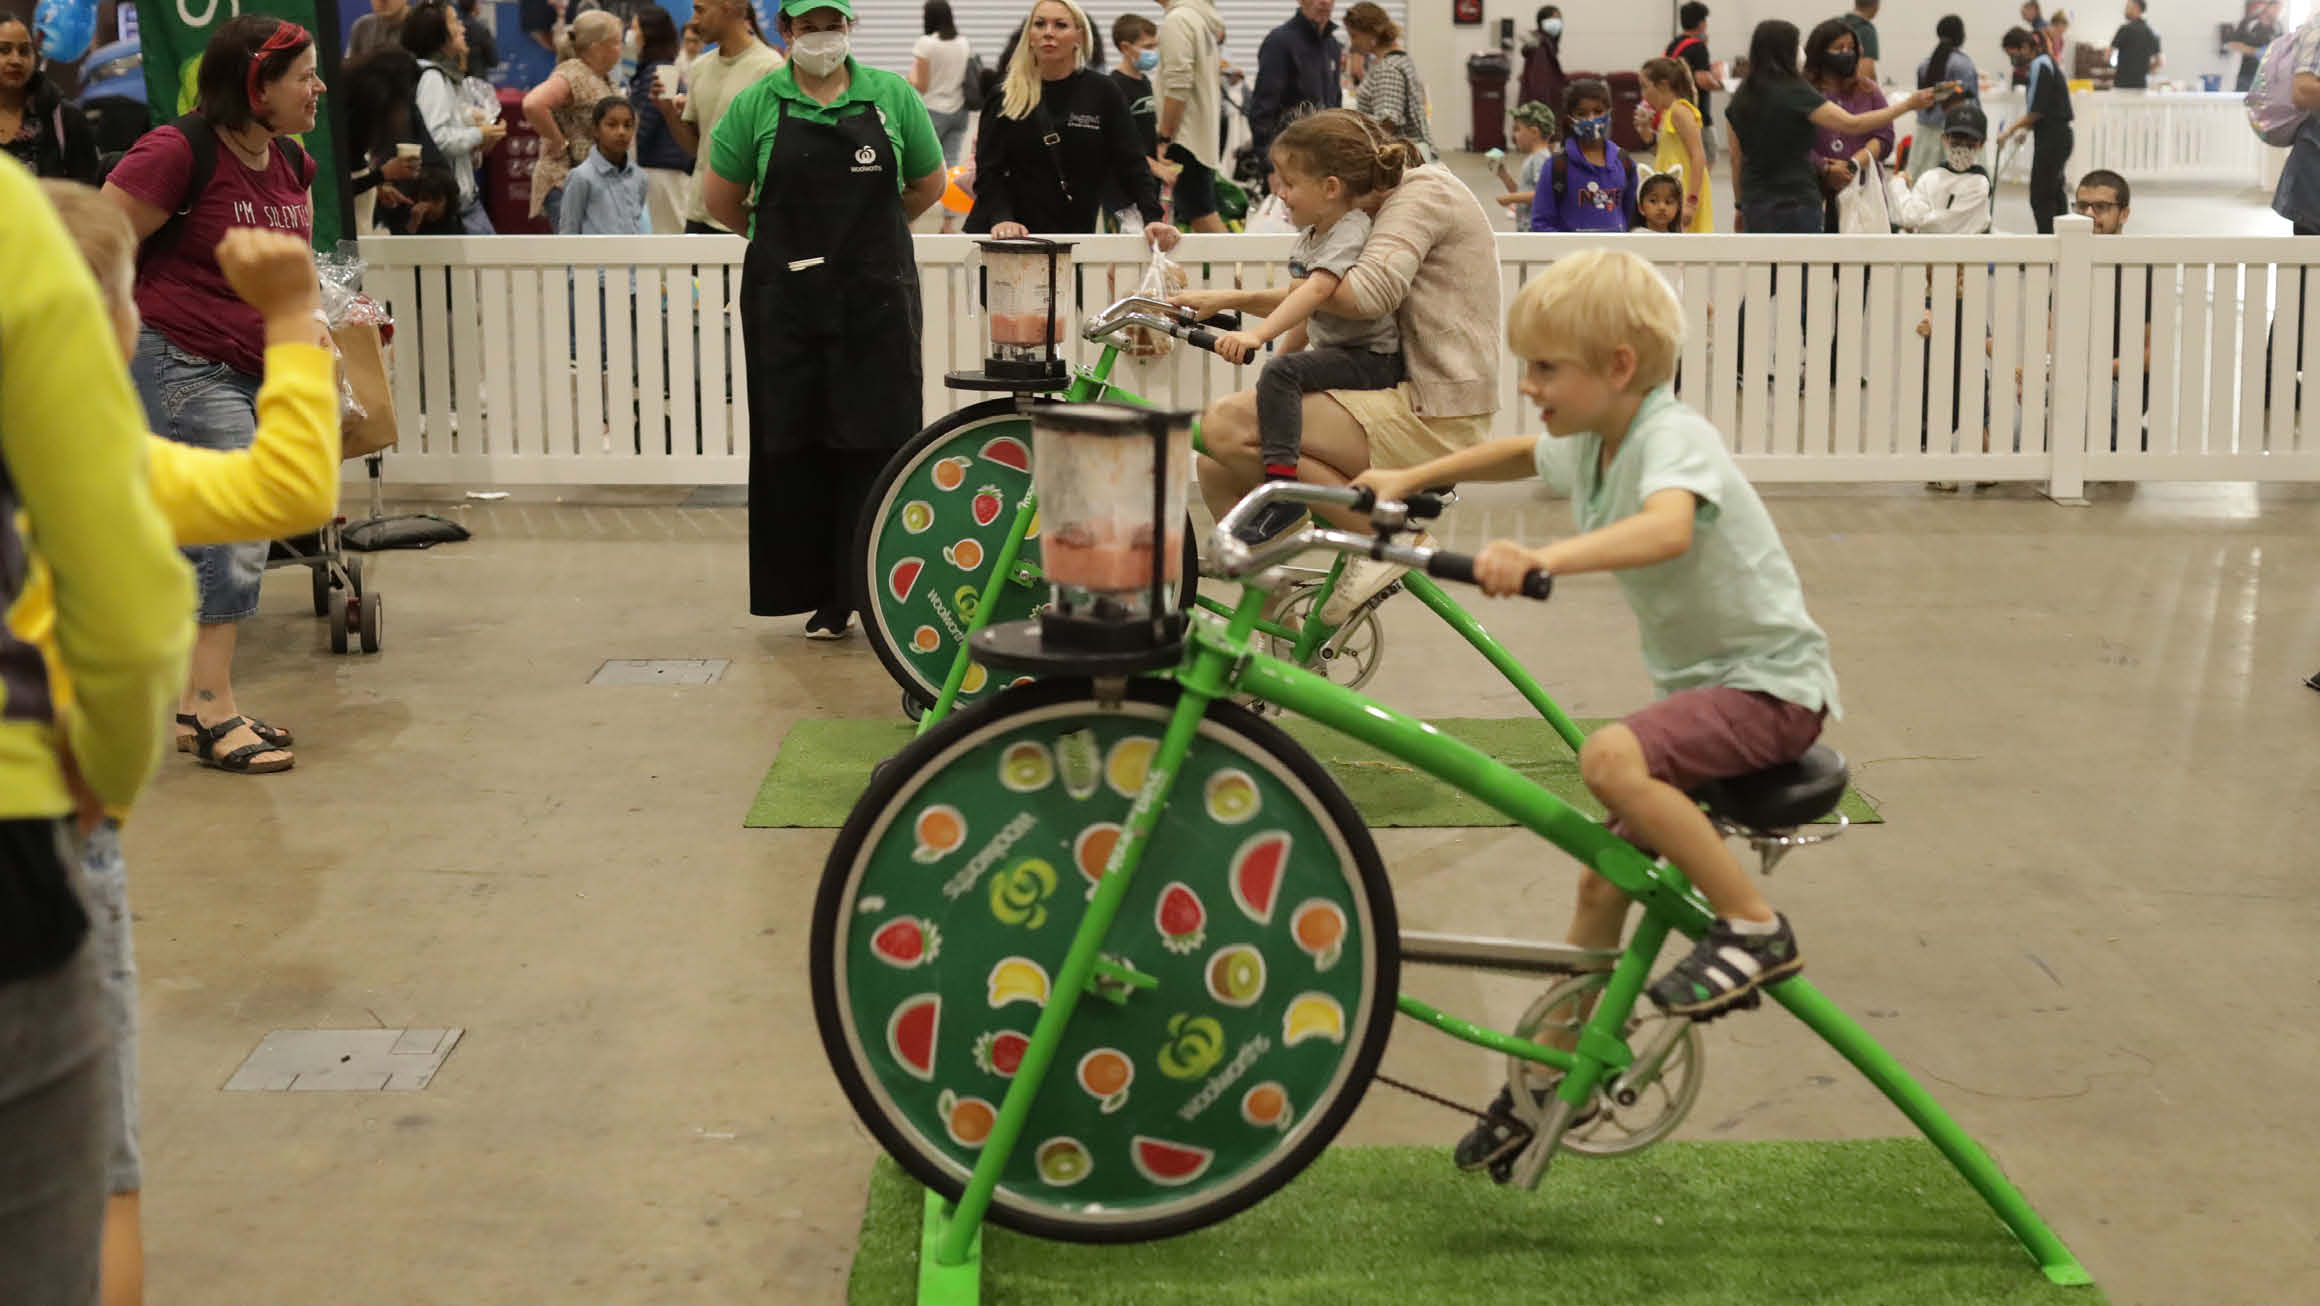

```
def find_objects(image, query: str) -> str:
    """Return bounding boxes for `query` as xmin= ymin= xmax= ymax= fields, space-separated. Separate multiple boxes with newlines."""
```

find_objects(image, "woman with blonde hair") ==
xmin=966 ymin=0 xmax=1173 ymax=240
xmin=1344 ymin=3 xmax=1432 ymax=161
xmin=522 ymin=7 xmax=624 ymax=226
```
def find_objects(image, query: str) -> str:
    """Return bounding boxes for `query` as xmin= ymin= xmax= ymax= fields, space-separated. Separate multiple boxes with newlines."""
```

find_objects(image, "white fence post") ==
xmin=2046 ymin=216 xmax=2095 ymax=502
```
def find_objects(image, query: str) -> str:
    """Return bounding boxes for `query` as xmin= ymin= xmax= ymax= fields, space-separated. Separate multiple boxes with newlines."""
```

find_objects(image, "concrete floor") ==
xmin=121 ymin=478 xmax=2319 ymax=1305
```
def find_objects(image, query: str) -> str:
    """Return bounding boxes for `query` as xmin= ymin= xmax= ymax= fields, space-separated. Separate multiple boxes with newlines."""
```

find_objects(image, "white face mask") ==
xmin=623 ymin=30 xmax=641 ymax=60
xmin=1945 ymin=142 xmax=1979 ymax=171
xmin=791 ymin=30 xmax=851 ymax=76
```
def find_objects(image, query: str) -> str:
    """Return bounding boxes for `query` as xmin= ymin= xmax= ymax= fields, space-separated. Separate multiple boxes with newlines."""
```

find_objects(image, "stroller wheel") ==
xmin=329 ymin=596 xmax=352 ymax=654
xmin=358 ymin=592 xmax=383 ymax=654
xmin=311 ymin=562 xmax=331 ymax=617
xmin=347 ymin=555 xmax=365 ymax=597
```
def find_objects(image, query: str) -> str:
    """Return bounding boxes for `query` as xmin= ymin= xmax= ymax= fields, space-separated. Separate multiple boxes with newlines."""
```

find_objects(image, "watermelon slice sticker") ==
xmin=1131 ymin=1135 xmax=1215 ymax=1187
xmin=1154 ymin=881 xmax=1206 ymax=954
xmin=979 ymin=435 xmax=1030 ymax=472
xmin=887 ymin=994 xmax=940 ymax=1082
xmin=869 ymin=916 xmax=940 ymax=969
xmin=1230 ymin=831 xmax=1292 ymax=926
xmin=888 ymin=557 xmax=925 ymax=603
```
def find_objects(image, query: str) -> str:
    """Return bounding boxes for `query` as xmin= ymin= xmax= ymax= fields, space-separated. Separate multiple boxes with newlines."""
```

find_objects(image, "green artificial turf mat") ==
xmin=848 ymin=1141 xmax=2092 ymax=1305
xmin=747 ymin=717 xmax=1879 ymax=830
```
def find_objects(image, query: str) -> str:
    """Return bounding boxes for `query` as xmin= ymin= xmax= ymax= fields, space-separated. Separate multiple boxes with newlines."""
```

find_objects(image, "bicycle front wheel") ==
xmin=857 ymin=399 xmax=1042 ymax=714
xmin=809 ymin=679 xmax=1400 ymax=1242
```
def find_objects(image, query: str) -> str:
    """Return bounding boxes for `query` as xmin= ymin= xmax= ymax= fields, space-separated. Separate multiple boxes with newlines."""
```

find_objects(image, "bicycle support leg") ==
xmin=1506 ymin=913 xmax=1668 ymax=1190
xmin=932 ymin=686 xmax=1213 ymax=1266
xmin=918 ymin=1188 xmax=982 ymax=1306
xmin=918 ymin=493 xmax=1040 ymax=737
xmin=1773 ymin=977 xmax=2093 ymax=1286
xmin=1398 ymin=573 xmax=1589 ymax=755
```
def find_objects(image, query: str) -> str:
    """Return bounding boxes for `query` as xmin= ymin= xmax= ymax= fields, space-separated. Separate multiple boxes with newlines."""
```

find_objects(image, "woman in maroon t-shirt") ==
xmin=103 ymin=16 xmax=326 ymax=777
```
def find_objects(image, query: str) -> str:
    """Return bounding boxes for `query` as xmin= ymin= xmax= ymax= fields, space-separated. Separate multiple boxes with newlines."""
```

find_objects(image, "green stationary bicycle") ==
xmin=811 ymin=436 xmax=2091 ymax=1302
xmin=856 ymin=240 xmax=1585 ymax=749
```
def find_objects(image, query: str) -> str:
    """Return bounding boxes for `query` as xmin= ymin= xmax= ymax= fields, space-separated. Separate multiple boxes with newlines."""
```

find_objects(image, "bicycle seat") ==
xmin=1688 ymin=745 xmax=1848 ymax=833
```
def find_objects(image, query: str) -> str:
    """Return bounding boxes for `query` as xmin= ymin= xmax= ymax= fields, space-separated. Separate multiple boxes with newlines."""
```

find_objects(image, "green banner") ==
xmin=134 ymin=0 xmax=347 ymax=250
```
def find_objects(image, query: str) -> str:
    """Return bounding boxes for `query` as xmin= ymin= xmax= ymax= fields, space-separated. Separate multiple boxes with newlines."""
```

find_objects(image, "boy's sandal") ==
xmin=175 ymin=712 xmax=292 ymax=753
xmin=190 ymin=715 xmax=295 ymax=774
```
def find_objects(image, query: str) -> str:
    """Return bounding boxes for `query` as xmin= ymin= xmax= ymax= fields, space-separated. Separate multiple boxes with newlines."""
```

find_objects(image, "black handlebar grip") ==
xmin=1404 ymin=491 xmax=1447 ymax=520
xmin=1206 ymin=310 xmax=1243 ymax=331
xmin=1348 ymin=486 xmax=1377 ymax=513
xmin=1425 ymin=550 xmax=1477 ymax=584
xmin=1185 ymin=326 xmax=1221 ymax=352
xmin=1426 ymin=551 xmax=1554 ymax=600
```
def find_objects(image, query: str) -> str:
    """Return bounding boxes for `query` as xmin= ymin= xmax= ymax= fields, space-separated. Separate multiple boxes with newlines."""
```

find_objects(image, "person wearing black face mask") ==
xmin=1518 ymin=6 xmax=1566 ymax=117
xmin=1724 ymin=18 xmax=1935 ymax=233
xmin=1805 ymin=17 xmax=1891 ymax=232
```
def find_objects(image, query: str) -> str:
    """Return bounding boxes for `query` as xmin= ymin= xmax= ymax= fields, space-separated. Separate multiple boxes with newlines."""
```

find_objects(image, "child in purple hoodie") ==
xmin=1530 ymin=78 xmax=1639 ymax=233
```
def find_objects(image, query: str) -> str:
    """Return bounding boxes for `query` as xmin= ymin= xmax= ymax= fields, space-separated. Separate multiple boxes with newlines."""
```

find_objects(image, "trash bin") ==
xmin=482 ymin=86 xmax=553 ymax=235
xmin=1467 ymin=52 xmax=1512 ymax=153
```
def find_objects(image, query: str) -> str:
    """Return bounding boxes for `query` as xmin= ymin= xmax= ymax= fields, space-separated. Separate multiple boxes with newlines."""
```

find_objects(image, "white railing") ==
xmin=356 ymin=223 xmax=2320 ymax=497
xmin=1986 ymin=90 xmax=2276 ymax=189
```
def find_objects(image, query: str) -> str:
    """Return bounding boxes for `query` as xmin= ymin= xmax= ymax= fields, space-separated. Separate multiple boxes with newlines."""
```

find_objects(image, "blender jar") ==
xmin=979 ymin=238 xmax=1074 ymax=378
xmin=1030 ymin=402 xmax=1194 ymax=629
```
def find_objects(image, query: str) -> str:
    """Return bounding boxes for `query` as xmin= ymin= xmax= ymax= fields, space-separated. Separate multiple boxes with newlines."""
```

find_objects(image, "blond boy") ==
xmin=1353 ymin=249 xmax=1839 ymax=1167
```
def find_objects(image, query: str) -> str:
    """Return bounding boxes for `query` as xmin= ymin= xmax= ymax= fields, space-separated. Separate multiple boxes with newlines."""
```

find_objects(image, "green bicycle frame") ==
xmin=918 ymin=579 xmax=2090 ymax=1299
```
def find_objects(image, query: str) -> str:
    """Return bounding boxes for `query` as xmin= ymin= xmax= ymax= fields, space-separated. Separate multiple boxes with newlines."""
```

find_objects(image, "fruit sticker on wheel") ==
xmin=979 ymin=436 xmax=1030 ymax=471
xmin=862 ymin=413 xmax=1041 ymax=712
xmin=827 ymin=701 xmax=1383 ymax=1227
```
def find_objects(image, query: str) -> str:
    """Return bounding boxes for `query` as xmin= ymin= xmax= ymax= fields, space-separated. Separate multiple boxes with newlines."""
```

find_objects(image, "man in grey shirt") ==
xmin=1212 ymin=207 xmax=1405 ymax=544
xmin=346 ymin=0 xmax=413 ymax=59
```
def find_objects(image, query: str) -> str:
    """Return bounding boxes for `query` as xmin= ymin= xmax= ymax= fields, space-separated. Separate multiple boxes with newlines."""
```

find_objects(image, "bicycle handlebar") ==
xmin=1083 ymin=295 xmax=1241 ymax=357
xmin=1210 ymin=483 xmax=1551 ymax=602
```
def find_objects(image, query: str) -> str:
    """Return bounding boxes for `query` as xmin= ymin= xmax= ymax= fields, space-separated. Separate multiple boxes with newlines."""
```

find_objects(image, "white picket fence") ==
xmin=356 ymin=222 xmax=2320 ymax=498
xmin=1986 ymin=90 xmax=2275 ymax=190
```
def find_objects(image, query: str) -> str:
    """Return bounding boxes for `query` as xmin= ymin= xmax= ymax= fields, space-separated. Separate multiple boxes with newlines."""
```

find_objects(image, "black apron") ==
xmin=740 ymin=97 xmax=924 ymax=617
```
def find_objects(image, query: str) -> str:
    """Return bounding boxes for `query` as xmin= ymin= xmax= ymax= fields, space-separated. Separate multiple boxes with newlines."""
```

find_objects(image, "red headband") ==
xmin=247 ymin=21 xmax=312 ymax=112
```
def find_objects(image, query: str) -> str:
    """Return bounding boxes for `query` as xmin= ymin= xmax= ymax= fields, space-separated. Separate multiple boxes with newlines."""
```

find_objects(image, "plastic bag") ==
xmin=1119 ymin=246 xmax=1188 ymax=360
xmin=1242 ymin=193 xmax=1298 ymax=236
xmin=1834 ymin=159 xmax=1892 ymax=234
xmin=315 ymin=244 xmax=395 ymax=427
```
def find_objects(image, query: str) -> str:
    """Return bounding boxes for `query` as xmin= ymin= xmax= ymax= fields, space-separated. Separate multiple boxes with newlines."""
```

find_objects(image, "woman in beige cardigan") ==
xmin=1171 ymin=109 xmax=1502 ymax=623
xmin=521 ymin=9 xmax=624 ymax=226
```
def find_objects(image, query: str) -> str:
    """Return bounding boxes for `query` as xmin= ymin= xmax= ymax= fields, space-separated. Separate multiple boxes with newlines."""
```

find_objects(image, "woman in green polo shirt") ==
xmin=702 ymin=0 xmax=947 ymax=637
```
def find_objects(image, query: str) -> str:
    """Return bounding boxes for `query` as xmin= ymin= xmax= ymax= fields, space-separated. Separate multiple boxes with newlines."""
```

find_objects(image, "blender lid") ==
xmin=1030 ymin=401 xmax=1196 ymax=437
xmin=975 ymin=236 xmax=1078 ymax=255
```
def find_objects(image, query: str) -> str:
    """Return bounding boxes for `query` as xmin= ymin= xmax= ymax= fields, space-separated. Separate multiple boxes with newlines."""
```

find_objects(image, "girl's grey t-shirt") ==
xmin=1531 ymin=386 xmax=1841 ymax=715
xmin=1291 ymin=210 xmax=1400 ymax=355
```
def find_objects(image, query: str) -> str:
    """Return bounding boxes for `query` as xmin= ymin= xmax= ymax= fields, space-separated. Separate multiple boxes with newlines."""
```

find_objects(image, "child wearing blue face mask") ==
xmin=1109 ymin=13 xmax=1163 ymax=157
xmin=1530 ymin=78 xmax=1639 ymax=233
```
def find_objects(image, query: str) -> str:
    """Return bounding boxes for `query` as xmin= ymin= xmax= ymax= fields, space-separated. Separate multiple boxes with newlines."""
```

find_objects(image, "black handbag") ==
xmin=0 ymin=821 xmax=87 ymax=984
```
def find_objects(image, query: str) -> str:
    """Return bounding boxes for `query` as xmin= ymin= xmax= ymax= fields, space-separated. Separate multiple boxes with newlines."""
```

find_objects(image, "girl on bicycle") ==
xmin=1210 ymin=111 xmax=1419 ymax=547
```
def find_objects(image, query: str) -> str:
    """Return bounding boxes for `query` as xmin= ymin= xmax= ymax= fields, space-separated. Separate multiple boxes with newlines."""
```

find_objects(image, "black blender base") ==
xmin=971 ymin=619 xmax=1186 ymax=677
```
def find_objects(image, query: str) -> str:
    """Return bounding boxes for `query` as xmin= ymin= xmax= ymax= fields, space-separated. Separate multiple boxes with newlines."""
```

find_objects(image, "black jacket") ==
xmin=3 ymin=76 xmax=100 ymax=184
xmin=967 ymin=70 xmax=1162 ymax=233
xmin=1250 ymin=15 xmax=1343 ymax=152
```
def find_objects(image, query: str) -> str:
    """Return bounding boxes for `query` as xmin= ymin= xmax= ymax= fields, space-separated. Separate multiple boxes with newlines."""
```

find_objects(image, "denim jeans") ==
xmin=76 ymin=824 xmax=138 ymax=1194
xmin=130 ymin=327 xmax=266 ymax=624
xmin=0 ymin=821 xmax=109 ymax=1306
xmin=1257 ymin=346 xmax=1405 ymax=470
xmin=1741 ymin=198 xmax=1825 ymax=234
xmin=929 ymin=106 xmax=971 ymax=167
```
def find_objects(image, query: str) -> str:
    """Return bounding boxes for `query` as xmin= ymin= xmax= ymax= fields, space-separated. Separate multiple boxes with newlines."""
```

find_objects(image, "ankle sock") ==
xmin=1263 ymin=464 xmax=1298 ymax=482
xmin=1724 ymin=913 xmax=1781 ymax=937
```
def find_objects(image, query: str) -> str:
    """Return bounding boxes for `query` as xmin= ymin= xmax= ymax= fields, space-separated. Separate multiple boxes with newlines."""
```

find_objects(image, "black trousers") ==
xmin=1255 ymin=346 xmax=1404 ymax=470
xmin=2029 ymin=126 xmax=2073 ymax=234
xmin=748 ymin=445 xmax=891 ymax=618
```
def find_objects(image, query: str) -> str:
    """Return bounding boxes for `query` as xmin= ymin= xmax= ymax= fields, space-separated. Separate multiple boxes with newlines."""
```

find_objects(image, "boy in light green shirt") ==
xmin=1355 ymin=248 xmax=1839 ymax=1171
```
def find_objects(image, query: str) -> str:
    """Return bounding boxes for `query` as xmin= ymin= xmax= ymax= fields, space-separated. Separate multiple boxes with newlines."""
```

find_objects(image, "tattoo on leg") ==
xmin=197 ymin=691 xmax=216 ymax=701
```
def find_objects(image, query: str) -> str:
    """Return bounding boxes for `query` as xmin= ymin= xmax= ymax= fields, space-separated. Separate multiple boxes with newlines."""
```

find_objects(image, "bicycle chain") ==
xmin=1371 ymin=1071 xmax=1498 ymax=1124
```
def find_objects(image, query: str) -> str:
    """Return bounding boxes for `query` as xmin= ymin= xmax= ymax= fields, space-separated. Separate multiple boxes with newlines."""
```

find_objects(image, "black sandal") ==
xmin=176 ymin=712 xmax=292 ymax=753
xmin=190 ymin=715 xmax=294 ymax=774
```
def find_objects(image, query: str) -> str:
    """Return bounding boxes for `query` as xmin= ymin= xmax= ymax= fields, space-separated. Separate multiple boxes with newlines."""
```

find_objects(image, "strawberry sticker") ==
xmin=972 ymin=485 xmax=1005 ymax=528
xmin=869 ymin=916 xmax=940 ymax=968
xmin=1154 ymin=881 xmax=1206 ymax=955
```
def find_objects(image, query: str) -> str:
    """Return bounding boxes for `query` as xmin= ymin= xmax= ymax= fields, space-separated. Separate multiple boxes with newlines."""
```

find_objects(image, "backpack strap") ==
xmin=143 ymin=114 xmax=220 ymax=265
xmin=1670 ymin=36 xmax=1701 ymax=58
xmin=1550 ymin=150 xmax=1567 ymax=200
